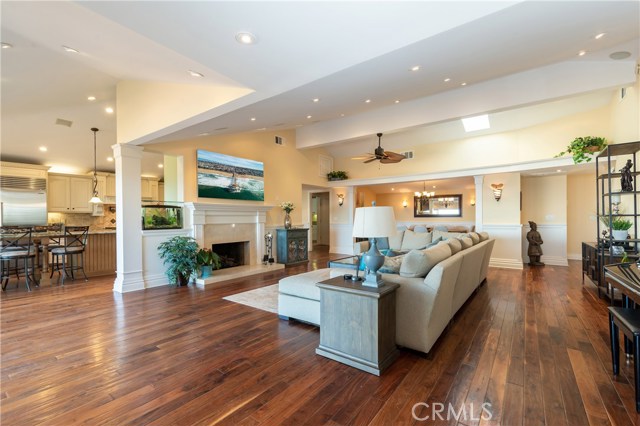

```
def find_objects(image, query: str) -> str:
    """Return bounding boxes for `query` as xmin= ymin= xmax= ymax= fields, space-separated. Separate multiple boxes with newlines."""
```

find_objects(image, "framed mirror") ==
xmin=414 ymin=194 xmax=462 ymax=217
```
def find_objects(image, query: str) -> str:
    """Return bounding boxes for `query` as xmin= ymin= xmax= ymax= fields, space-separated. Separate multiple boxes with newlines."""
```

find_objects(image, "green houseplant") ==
xmin=157 ymin=236 xmax=199 ymax=286
xmin=196 ymin=248 xmax=221 ymax=278
xmin=327 ymin=170 xmax=349 ymax=181
xmin=555 ymin=136 xmax=607 ymax=164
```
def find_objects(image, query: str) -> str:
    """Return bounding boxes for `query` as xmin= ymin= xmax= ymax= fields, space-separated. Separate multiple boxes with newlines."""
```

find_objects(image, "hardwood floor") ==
xmin=2 ymin=250 xmax=640 ymax=425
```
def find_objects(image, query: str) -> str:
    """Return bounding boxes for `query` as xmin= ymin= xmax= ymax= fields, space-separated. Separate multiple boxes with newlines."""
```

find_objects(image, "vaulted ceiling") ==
xmin=1 ymin=1 xmax=638 ymax=176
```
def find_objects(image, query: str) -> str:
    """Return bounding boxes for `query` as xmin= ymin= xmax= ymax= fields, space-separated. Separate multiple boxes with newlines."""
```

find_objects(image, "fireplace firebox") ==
xmin=211 ymin=242 xmax=250 ymax=270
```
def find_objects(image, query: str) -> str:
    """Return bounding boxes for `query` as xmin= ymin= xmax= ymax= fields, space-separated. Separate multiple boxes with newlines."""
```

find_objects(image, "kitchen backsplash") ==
xmin=48 ymin=205 xmax=117 ymax=230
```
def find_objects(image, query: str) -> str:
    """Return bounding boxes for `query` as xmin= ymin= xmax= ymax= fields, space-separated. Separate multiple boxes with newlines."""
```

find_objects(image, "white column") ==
xmin=474 ymin=175 xmax=484 ymax=232
xmin=113 ymin=143 xmax=145 ymax=293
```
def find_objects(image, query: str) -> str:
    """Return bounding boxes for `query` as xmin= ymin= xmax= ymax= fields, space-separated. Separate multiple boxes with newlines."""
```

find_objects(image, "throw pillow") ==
xmin=399 ymin=243 xmax=452 ymax=278
xmin=379 ymin=254 xmax=405 ymax=274
xmin=388 ymin=230 xmax=405 ymax=250
xmin=446 ymin=238 xmax=462 ymax=254
xmin=432 ymin=229 xmax=466 ymax=241
xmin=467 ymin=232 xmax=480 ymax=245
xmin=401 ymin=229 xmax=433 ymax=250
xmin=458 ymin=236 xmax=473 ymax=249
xmin=413 ymin=225 xmax=428 ymax=233
xmin=358 ymin=249 xmax=402 ymax=271
xmin=370 ymin=237 xmax=389 ymax=250
xmin=479 ymin=232 xmax=490 ymax=242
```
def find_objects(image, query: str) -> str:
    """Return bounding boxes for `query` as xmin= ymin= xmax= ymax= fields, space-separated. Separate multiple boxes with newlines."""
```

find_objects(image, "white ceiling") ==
xmin=1 ymin=1 xmax=638 ymax=177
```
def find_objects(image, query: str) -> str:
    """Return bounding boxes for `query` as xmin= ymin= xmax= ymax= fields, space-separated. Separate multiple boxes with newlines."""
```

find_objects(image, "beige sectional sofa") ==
xmin=278 ymin=231 xmax=495 ymax=354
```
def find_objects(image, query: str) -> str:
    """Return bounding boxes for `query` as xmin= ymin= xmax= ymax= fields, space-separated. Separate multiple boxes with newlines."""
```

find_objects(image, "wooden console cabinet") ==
xmin=276 ymin=228 xmax=308 ymax=265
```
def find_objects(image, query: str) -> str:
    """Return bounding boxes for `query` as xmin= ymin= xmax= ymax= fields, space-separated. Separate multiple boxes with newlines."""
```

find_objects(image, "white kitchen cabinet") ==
xmin=48 ymin=174 xmax=92 ymax=213
xmin=106 ymin=174 xmax=116 ymax=197
xmin=141 ymin=177 xmax=159 ymax=200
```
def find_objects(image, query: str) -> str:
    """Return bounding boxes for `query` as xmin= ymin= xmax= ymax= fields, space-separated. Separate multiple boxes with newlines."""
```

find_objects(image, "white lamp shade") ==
xmin=352 ymin=206 xmax=396 ymax=238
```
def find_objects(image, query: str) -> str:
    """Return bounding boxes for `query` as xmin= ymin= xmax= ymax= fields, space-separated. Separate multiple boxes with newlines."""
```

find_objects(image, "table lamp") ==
xmin=352 ymin=206 xmax=397 ymax=287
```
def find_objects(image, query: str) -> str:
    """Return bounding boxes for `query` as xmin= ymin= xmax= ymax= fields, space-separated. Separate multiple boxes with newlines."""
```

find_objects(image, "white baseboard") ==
xmin=330 ymin=245 xmax=353 ymax=256
xmin=144 ymin=273 xmax=170 ymax=289
xmin=567 ymin=253 xmax=582 ymax=261
xmin=540 ymin=255 xmax=568 ymax=267
xmin=490 ymin=257 xmax=524 ymax=270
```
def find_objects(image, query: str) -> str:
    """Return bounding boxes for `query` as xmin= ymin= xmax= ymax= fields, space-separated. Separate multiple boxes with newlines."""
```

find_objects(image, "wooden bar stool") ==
xmin=608 ymin=306 xmax=640 ymax=412
xmin=50 ymin=226 xmax=89 ymax=285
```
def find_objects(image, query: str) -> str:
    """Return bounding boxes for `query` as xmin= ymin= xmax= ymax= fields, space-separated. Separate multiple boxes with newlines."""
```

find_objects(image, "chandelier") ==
xmin=414 ymin=181 xmax=435 ymax=204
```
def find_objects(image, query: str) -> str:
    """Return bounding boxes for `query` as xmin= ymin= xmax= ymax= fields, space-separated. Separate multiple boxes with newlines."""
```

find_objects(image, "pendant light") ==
xmin=89 ymin=127 xmax=103 ymax=204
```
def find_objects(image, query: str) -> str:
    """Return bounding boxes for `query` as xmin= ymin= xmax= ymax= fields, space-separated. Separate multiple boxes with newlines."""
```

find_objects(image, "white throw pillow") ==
xmin=458 ymin=236 xmax=473 ymax=249
xmin=388 ymin=230 xmax=405 ymax=250
xmin=446 ymin=238 xmax=462 ymax=254
xmin=432 ymin=229 xmax=466 ymax=241
xmin=400 ymin=243 xmax=452 ymax=278
xmin=401 ymin=229 xmax=433 ymax=250
xmin=413 ymin=225 xmax=428 ymax=233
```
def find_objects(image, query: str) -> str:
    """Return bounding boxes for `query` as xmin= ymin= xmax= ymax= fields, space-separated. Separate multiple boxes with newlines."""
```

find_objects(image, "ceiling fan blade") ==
xmin=364 ymin=158 xmax=378 ymax=164
xmin=380 ymin=158 xmax=402 ymax=164
xmin=351 ymin=155 xmax=371 ymax=160
xmin=384 ymin=151 xmax=406 ymax=161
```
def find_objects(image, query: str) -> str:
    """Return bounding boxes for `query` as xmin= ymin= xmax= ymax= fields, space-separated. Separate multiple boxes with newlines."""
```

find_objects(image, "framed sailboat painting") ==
xmin=197 ymin=150 xmax=265 ymax=201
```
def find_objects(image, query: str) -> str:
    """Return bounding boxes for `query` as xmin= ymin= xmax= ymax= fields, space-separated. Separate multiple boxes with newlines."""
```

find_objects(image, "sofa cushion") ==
xmin=467 ymin=232 xmax=480 ymax=245
xmin=278 ymin=269 xmax=333 ymax=301
xmin=479 ymin=232 xmax=490 ymax=242
xmin=388 ymin=230 xmax=405 ymax=250
xmin=458 ymin=236 xmax=473 ymax=249
xmin=446 ymin=238 xmax=462 ymax=254
xmin=401 ymin=229 xmax=433 ymax=250
xmin=400 ymin=242 xmax=452 ymax=278
xmin=433 ymin=229 xmax=466 ymax=241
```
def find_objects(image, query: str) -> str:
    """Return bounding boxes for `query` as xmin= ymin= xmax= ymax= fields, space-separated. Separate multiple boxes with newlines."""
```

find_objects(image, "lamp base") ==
xmin=363 ymin=271 xmax=384 ymax=287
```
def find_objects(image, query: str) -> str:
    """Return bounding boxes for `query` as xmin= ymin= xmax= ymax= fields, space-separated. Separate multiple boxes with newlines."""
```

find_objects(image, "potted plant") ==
xmin=157 ymin=236 xmax=199 ymax=286
xmin=327 ymin=170 xmax=349 ymax=181
xmin=196 ymin=248 xmax=221 ymax=278
xmin=611 ymin=217 xmax=633 ymax=241
xmin=555 ymin=136 xmax=607 ymax=164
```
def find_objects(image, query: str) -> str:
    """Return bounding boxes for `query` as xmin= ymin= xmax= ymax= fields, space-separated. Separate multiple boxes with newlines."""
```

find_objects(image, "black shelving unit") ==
xmin=594 ymin=141 xmax=640 ymax=298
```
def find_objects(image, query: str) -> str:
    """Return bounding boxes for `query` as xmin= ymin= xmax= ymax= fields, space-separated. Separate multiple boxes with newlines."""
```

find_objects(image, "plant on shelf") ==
xmin=555 ymin=136 xmax=607 ymax=164
xmin=612 ymin=217 xmax=633 ymax=231
xmin=327 ymin=170 xmax=349 ymax=181
xmin=196 ymin=248 xmax=221 ymax=278
xmin=157 ymin=236 xmax=199 ymax=286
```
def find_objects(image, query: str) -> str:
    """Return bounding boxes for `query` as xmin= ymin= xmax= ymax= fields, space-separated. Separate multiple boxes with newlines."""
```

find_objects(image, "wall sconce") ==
xmin=402 ymin=200 xmax=408 ymax=208
xmin=337 ymin=193 xmax=345 ymax=207
xmin=470 ymin=198 xmax=476 ymax=207
xmin=491 ymin=183 xmax=503 ymax=202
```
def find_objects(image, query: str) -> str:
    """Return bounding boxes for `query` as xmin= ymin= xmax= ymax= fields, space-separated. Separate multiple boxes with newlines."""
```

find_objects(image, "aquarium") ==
xmin=141 ymin=204 xmax=183 ymax=230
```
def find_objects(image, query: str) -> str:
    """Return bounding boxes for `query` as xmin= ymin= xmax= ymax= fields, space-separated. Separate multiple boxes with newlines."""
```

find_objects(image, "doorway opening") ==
xmin=311 ymin=192 xmax=330 ymax=250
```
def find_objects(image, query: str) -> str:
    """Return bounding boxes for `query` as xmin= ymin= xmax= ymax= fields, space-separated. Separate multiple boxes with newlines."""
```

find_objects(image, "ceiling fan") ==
xmin=356 ymin=133 xmax=406 ymax=164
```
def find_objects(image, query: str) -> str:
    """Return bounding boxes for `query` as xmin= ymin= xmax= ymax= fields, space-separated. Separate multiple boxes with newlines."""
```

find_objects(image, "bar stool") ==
xmin=50 ymin=226 xmax=89 ymax=285
xmin=608 ymin=306 xmax=640 ymax=412
xmin=0 ymin=226 xmax=38 ymax=291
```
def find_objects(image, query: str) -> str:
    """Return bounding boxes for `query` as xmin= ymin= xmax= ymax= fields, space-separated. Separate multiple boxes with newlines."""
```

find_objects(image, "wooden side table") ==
xmin=315 ymin=276 xmax=399 ymax=376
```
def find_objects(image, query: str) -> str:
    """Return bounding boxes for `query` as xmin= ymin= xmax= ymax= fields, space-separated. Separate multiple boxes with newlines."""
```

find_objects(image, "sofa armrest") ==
xmin=354 ymin=240 xmax=370 ymax=254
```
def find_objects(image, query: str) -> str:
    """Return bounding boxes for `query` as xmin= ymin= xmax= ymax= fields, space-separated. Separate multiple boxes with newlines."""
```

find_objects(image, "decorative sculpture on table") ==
xmin=527 ymin=221 xmax=544 ymax=266
xmin=620 ymin=159 xmax=634 ymax=192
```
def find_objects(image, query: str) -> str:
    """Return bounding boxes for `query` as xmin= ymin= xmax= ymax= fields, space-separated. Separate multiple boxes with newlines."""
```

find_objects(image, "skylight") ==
xmin=462 ymin=114 xmax=490 ymax=132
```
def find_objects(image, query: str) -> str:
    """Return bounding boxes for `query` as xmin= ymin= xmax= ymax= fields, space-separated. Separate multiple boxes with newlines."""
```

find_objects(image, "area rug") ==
xmin=223 ymin=284 xmax=279 ymax=314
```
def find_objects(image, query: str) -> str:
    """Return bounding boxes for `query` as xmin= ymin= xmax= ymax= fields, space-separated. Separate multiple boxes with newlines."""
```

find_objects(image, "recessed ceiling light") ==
xmin=556 ymin=169 xmax=562 ymax=173
xmin=235 ymin=32 xmax=257 ymax=44
xmin=107 ymin=157 xmax=114 ymax=162
xmin=410 ymin=65 xmax=420 ymax=72
xmin=595 ymin=32 xmax=606 ymax=39
xmin=444 ymin=78 xmax=451 ymax=82
xmin=578 ymin=50 xmax=586 ymax=56
xmin=62 ymin=45 xmax=79 ymax=53
xmin=340 ymin=114 xmax=345 ymax=117
xmin=188 ymin=70 xmax=204 ymax=77
xmin=158 ymin=164 xmax=164 ymax=168
xmin=250 ymin=117 xmax=256 ymax=121
xmin=610 ymin=51 xmax=631 ymax=60
xmin=39 ymin=146 xmax=47 ymax=152
xmin=105 ymin=107 xmax=114 ymax=114
xmin=306 ymin=115 xmax=312 ymax=119
xmin=461 ymin=82 xmax=467 ymax=86
xmin=1 ymin=42 xmax=13 ymax=49
xmin=87 ymin=96 xmax=96 ymax=101
xmin=391 ymin=188 xmax=395 ymax=191
xmin=313 ymin=98 xmax=320 ymax=103
xmin=365 ymin=99 xmax=371 ymax=103
xmin=462 ymin=114 xmax=490 ymax=132
xmin=394 ymin=100 xmax=400 ymax=104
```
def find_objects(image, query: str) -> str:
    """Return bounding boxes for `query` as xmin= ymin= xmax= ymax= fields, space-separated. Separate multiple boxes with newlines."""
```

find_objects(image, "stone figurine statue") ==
xmin=620 ymin=159 xmax=634 ymax=192
xmin=527 ymin=221 xmax=544 ymax=266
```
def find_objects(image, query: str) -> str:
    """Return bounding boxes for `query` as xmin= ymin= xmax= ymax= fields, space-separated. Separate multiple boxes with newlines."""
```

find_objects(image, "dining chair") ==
xmin=50 ymin=226 xmax=89 ymax=285
xmin=0 ymin=226 xmax=38 ymax=291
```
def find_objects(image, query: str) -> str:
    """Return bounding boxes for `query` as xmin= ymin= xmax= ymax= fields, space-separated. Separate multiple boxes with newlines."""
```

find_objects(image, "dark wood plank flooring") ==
xmin=2 ymin=249 xmax=639 ymax=425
